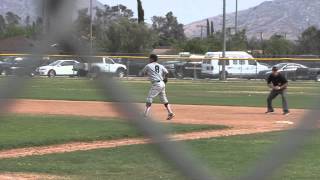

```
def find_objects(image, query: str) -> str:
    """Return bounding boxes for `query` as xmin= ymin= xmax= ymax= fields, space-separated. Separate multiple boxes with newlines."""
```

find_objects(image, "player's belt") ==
xmin=152 ymin=80 xmax=161 ymax=84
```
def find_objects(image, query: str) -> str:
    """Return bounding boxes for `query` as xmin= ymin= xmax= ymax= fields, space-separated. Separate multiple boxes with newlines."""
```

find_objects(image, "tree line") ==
xmin=180 ymin=24 xmax=320 ymax=56
xmin=0 ymin=12 xmax=43 ymax=39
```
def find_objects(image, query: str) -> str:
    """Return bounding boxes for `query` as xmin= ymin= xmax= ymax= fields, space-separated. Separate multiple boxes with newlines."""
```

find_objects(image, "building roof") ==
xmin=151 ymin=46 xmax=177 ymax=55
xmin=0 ymin=36 xmax=36 ymax=53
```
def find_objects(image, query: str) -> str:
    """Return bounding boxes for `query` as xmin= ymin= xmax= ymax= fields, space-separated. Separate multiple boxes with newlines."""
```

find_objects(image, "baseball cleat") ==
xmin=265 ymin=110 xmax=274 ymax=114
xmin=283 ymin=111 xmax=290 ymax=116
xmin=167 ymin=113 xmax=175 ymax=120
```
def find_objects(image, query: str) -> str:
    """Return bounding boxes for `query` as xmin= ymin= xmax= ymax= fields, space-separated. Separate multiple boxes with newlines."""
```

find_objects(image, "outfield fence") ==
xmin=0 ymin=1 xmax=320 ymax=180
xmin=1 ymin=53 xmax=320 ymax=81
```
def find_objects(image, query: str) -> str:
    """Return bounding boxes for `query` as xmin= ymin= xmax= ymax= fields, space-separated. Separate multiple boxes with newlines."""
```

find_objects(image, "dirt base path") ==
xmin=0 ymin=172 xmax=66 ymax=180
xmin=0 ymin=99 xmax=307 ymax=160
xmin=7 ymin=99 xmax=306 ymax=127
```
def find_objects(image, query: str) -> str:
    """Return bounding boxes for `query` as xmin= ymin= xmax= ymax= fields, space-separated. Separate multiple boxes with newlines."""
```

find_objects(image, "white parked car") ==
xmin=37 ymin=60 xmax=80 ymax=77
xmin=201 ymin=51 xmax=269 ymax=79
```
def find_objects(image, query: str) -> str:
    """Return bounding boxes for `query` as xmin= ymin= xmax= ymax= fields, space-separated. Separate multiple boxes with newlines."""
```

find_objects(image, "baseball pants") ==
xmin=146 ymin=81 xmax=168 ymax=104
xmin=267 ymin=89 xmax=289 ymax=112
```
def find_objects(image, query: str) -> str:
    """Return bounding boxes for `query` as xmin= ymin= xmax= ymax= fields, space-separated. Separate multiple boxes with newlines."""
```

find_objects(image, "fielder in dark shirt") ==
xmin=266 ymin=67 xmax=290 ymax=115
xmin=267 ymin=72 xmax=288 ymax=88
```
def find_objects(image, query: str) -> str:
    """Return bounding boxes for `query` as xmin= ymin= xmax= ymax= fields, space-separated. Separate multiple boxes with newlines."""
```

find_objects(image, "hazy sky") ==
xmin=99 ymin=0 xmax=269 ymax=24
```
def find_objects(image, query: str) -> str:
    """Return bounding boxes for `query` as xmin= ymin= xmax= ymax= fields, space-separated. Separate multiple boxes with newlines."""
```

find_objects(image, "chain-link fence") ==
xmin=1 ymin=54 xmax=320 ymax=81
xmin=0 ymin=1 xmax=320 ymax=179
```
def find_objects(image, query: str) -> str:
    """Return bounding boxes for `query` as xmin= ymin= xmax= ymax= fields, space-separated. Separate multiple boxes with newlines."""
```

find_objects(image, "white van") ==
xmin=201 ymin=51 xmax=269 ymax=78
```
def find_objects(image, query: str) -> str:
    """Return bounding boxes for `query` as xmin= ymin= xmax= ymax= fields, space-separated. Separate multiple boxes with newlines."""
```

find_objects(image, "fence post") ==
xmin=126 ymin=60 xmax=130 ymax=80
xmin=193 ymin=63 xmax=197 ymax=80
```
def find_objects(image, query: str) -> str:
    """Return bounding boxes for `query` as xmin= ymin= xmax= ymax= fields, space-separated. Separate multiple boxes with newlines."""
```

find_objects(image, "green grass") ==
xmin=0 ymin=115 xmax=227 ymax=150
xmin=3 ymin=77 xmax=318 ymax=109
xmin=1 ymin=131 xmax=320 ymax=179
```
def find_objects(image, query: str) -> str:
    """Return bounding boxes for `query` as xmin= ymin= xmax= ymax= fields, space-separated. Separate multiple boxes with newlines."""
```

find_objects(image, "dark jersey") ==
xmin=267 ymin=73 xmax=288 ymax=87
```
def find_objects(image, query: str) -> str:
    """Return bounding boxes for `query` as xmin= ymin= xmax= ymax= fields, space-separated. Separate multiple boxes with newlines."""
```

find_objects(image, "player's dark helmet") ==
xmin=149 ymin=54 xmax=158 ymax=62
xmin=272 ymin=66 xmax=278 ymax=72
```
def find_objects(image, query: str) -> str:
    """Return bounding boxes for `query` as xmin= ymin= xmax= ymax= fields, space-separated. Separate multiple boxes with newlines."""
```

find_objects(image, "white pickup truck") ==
xmin=74 ymin=57 xmax=127 ymax=78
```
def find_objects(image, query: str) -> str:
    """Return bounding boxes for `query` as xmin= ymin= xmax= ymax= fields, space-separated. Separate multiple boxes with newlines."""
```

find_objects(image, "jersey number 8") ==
xmin=155 ymin=65 xmax=160 ymax=73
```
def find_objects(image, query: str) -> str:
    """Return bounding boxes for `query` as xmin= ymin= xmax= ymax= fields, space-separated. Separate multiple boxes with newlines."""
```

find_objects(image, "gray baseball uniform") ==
xmin=142 ymin=62 xmax=169 ymax=104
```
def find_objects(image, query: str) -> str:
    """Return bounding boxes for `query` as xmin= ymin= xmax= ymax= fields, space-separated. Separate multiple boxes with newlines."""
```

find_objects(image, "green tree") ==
xmin=5 ymin=12 xmax=21 ymax=26
xmin=206 ymin=19 xmax=210 ymax=37
xmin=93 ymin=5 xmax=154 ymax=53
xmin=97 ymin=4 xmax=134 ymax=20
xmin=25 ymin=17 xmax=43 ymax=39
xmin=297 ymin=26 xmax=320 ymax=54
xmin=0 ymin=15 xmax=6 ymax=35
xmin=137 ymin=0 xmax=144 ymax=24
xmin=74 ymin=8 xmax=91 ymax=39
xmin=264 ymin=34 xmax=294 ymax=55
xmin=25 ymin=15 xmax=31 ymax=27
xmin=97 ymin=18 xmax=155 ymax=53
xmin=247 ymin=37 xmax=261 ymax=50
xmin=151 ymin=12 xmax=185 ymax=46
xmin=3 ymin=26 xmax=25 ymax=38
xmin=177 ymin=33 xmax=223 ymax=54
xmin=210 ymin=21 xmax=214 ymax=35
xmin=228 ymin=30 xmax=248 ymax=51
xmin=94 ymin=4 xmax=134 ymax=33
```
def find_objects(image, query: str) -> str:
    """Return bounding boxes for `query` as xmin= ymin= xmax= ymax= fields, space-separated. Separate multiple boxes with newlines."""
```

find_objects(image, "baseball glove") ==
xmin=163 ymin=77 xmax=168 ymax=84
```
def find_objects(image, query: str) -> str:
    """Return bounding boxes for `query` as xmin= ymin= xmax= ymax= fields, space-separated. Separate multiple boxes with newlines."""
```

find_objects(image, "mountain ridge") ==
xmin=0 ymin=0 xmax=104 ymax=24
xmin=184 ymin=0 xmax=320 ymax=40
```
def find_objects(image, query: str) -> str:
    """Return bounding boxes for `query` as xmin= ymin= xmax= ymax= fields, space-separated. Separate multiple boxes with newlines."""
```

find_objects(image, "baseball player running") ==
xmin=266 ymin=66 xmax=290 ymax=115
xmin=141 ymin=54 xmax=175 ymax=120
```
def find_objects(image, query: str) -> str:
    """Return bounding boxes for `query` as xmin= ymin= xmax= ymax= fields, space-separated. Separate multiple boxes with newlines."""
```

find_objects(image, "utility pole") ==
xmin=42 ymin=0 xmax=48 ymax=34
xmin=89 ymin=0 xmax=93 ymax=54
xmin=259 ymin=32 xmax=263 ymax=44
xmin=235 ymin=0 xmax=238 ymax=33
xmin=283 ymin=32 xmax=287 ymax=39
xmin=221 ymin=0 xmax=227 ymax=80
xmin=118 ymin=0 xmax=122 ymax=15
xmin=196 ymin=25 xmax=207 ymax=39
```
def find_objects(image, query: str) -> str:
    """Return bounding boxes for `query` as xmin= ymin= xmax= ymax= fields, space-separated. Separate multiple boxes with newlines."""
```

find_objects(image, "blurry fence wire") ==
xmin=241 ymin=100 xmax=320 ymax=180
xmin=0 ymin=0 xmax=319 ymax=180
xmin=0 ymin=0 xmax=217 ymax=179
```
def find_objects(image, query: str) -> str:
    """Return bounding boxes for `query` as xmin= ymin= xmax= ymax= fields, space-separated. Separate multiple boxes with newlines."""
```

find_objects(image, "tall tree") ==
xmin=210 ymin=21 xmax=214 ymax=35
xmin=0 ymin=15 xmax=6 ymax=35
xmin=297 ymin=26 xmax=320 ymax=54
xmin=151 ymin=12 xmax=185 ymax=46
xmin=5 ymin=12 xmax=21 ymax=26
xmin=264 ymin=34 xmax=294 ymax=55
xmin=206 ymin=19 xmax=210 ymax=37
xmin=74 ymin=8 xmax=91 ymax=39
xmin=95 ymin=4 xmax=134 ymax=28
xmin=25 ymin=15 xmax=31 ymax=27
xmin=97 ymin=18 xmax=155 ymax=53
xmin=228 ymin=29 xmax=248 ymax=51
xmin=177 ymin=33 xmax=222 ymax=54
xmin=137 ymin=0 xmax=144 ymax=24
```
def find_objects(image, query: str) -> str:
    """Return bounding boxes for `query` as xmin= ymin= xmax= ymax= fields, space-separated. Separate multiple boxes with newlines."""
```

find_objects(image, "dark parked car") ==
xmin=258 ymin=63 xmax=308 ymax=80
xmin=0 ymin=57 xmax=44 ymax=76
xmin=160 ymin=60 xmax=183 ymax=78
xmin=296 ymin=67 xmax=320 ymax=81
xmin=160 ymin=60 xmax=202 ymax=79
xmin=115 ymin=58 xmax=202 ymax=79
xmin=114 ymin=58 xmax=148 ymax=76
xmin=174 ymin=61 xmax=202 ymax=79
